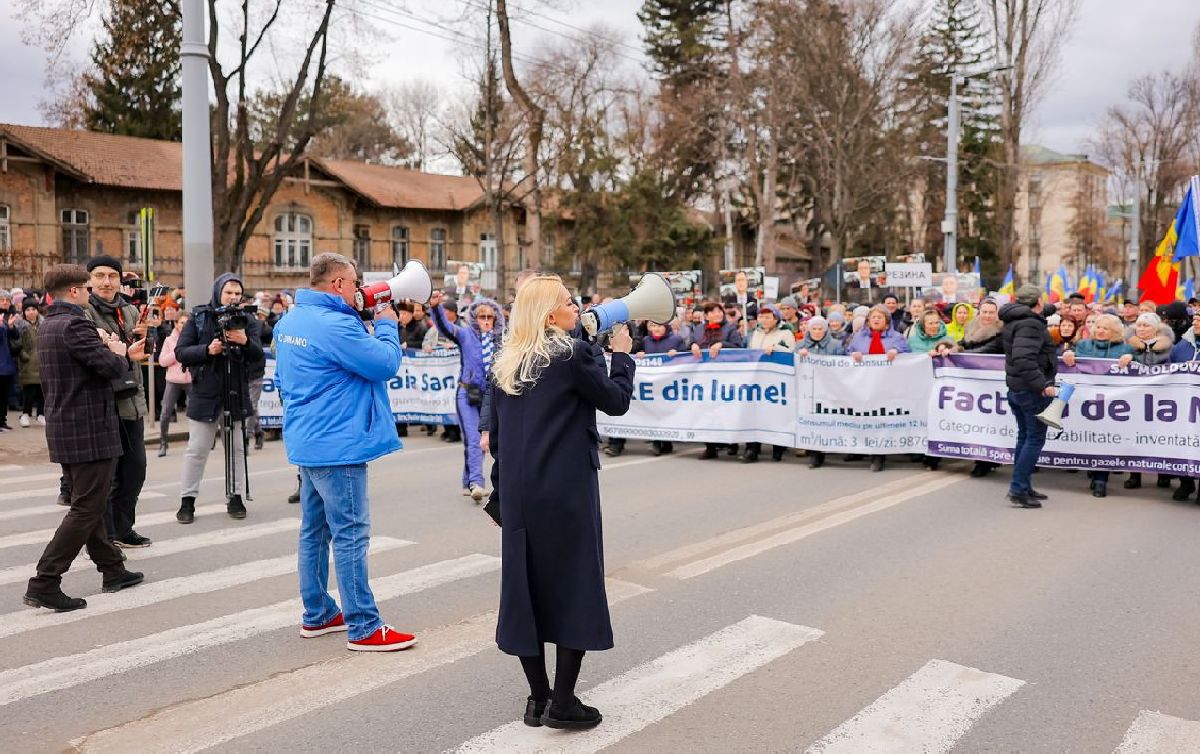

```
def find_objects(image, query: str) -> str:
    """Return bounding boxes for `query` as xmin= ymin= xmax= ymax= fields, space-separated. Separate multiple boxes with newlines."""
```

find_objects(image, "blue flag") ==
xmin=1172 ymin=175 xmax=1200 ymax=262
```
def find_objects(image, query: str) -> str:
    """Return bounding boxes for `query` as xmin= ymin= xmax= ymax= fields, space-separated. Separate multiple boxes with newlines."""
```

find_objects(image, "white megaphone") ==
xmin=354 ymin=260 xmax=433 ymax=311
xmin=581 ymin=272 xmax=677 ymax=337
xmin=1035 ymin=382 xmax=1075 ymax=431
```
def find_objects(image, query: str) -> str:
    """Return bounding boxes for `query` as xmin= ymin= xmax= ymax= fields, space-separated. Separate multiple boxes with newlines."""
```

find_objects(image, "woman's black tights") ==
xmin=519 ymin=644 xmax=586 ymax=706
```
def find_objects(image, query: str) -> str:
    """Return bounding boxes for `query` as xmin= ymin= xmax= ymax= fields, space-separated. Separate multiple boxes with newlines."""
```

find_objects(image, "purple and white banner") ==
xmin=928 ymin=354 xmax=1200 ymax=475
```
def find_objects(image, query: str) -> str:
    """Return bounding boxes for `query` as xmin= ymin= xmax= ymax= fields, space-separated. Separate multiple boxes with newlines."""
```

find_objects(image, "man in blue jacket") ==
xmin=273 ymin=252 xmax=416 ymax=652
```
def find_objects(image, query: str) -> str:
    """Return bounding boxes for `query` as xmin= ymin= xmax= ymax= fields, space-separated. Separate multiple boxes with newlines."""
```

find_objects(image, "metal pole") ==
xmin=1129 ymin=170 xmax=1141 ymax=300
xmin=943 ymin=75 xmax=960 ymax=276
xmin=182 ymin=0 xmax=214 ymax=309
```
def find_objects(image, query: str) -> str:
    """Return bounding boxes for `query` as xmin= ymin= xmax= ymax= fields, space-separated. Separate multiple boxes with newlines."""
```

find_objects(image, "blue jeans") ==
xmin=1007 ymin=390 xmax=1052 ymax=496
xmin=298 ymin=464 xmax=382 ymax=641
xmin=456 ymin=388 xmax=484 ymax=488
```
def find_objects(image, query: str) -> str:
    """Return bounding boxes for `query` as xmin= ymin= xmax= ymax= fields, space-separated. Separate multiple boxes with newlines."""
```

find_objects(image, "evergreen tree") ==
xmin=452 ymin=54 xmax=508 ymax=180
xmin=901 ymin=0 xmax=1003 ymax=279
xmin=82 ymin=0 xmax=182 ymax=141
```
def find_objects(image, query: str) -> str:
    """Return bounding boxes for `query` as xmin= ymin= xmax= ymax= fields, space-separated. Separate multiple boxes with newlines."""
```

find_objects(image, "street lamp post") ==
xmin=181 ymin=0 xmax=214 ymax=305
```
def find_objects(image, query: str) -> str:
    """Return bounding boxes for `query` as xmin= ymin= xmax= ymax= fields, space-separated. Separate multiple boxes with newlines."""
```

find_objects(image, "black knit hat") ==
xmin=22 ymin=298 xmax=41 ymax=312
xmin=86 ymin=255 xmax=123 ymax=276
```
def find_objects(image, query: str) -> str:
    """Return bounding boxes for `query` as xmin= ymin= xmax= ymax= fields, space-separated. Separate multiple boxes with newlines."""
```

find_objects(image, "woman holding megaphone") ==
xmin=487 ymin=275 xmax=635 ymax=730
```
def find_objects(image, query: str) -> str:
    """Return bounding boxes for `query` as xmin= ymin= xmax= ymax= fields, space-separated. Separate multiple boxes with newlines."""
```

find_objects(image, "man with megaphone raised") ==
xmin=273 ymin=252 xmax=419 ymax=651
xmin=1000 ymin=285 xmax=1059 ymax=509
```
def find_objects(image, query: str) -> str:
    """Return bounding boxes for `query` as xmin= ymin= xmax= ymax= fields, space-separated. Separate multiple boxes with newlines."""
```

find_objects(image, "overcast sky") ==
xmin=1 ymin=0 xmax=1196 ymax=160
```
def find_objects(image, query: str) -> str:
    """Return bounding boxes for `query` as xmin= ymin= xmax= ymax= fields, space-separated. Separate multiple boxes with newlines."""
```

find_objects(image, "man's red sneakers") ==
xmin=300 ymin=612 xmax=348 ymax=638
xmin=347 ymin=625 xmax=417 ymax=652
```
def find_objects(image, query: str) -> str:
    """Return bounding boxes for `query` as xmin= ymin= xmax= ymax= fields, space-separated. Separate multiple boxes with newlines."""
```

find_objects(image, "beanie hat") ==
xmin=852 ymin=305 xmax=870 ymax=319
xmin=760 ymin=304 xmax=782 ymax=322
xmin=0 ymin=288 xmax=10 ymax=302
xmin=827 ymin=311 xmax=846 ymax=324
xmin=1161 ymin=301 xmax=1188 ymax=321
xmin=808 ymin=315 xmax=828 ymax=328
xmin=779 ymin=295 xmax=798 ymax=309
xmin=22 ymin=298 xmax=41 ymax=313
xmin=1136 ymin=312 xmax=1162 ymax=328
xmin=86 ymin=255 xmax=124 ymax=276
xmin=1014 ymin=285 xmax=1041 ymax=306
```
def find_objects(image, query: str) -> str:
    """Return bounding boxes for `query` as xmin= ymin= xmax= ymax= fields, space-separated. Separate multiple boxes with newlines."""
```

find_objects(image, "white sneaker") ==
xmin=36 ymin=415 xmax=45 ymax=426
xmin=18 ymin=414 xmax=30 ymax=428
xmin=470 ymin=484 xmax=486 ymax=503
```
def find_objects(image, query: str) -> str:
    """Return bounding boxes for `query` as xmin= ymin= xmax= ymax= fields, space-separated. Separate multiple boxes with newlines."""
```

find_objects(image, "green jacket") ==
xmin=17 ymin=317 xmax=41 ymax=385
xmin=84 ymin=295 xmax=146 ymax=420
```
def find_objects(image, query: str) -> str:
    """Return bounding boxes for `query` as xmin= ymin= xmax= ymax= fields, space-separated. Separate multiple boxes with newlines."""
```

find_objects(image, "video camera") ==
xmin=214 ymin=304 xmax=255 ymax=332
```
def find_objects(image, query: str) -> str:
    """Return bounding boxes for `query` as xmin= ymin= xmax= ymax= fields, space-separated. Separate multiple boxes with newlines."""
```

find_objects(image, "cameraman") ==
xmin=174 ymin=273 xmax=263 ymax=523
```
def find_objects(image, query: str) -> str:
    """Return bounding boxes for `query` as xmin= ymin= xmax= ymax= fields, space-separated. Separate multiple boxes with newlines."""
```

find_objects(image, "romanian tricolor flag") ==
xmin=1140 ymin=176 xmax=1199 ymax=304
xmin=1106 ymin=278 xmax=1124 ymax=304
xmin=1048 ymin=264 xmax=1068 ymax=303
xmin=998 ymin=265 xmax=1015 ymax=296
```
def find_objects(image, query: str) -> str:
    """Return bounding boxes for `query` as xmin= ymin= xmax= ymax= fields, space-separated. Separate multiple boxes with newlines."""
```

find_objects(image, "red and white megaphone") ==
xmin=354 ymin=260 xmax=433 ymax=311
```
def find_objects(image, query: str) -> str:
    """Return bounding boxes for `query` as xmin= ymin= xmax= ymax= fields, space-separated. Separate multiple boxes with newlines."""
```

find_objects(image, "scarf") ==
xmin=481 ymin=331 xmax=494 ymax=372
xmin=869 ymin=329 xmax=885 ymax=355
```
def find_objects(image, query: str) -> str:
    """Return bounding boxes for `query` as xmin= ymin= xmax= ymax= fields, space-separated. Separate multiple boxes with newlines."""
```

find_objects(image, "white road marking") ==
xmin=0 ymin=464 xmax=27 ymax=472
xmin=71 ymin=578 xmax=652 ymax=754
xmin=634 ymin=473 xmax=923 ymax=572
xmin=0 ymin=491 xmax=165 ymax=517
xmin=0 ymin=537 xmax=412 ymax=640
xmin=667 ymin=474 xmax=964 ymax=579
xmin=1115 ymin=711 xmax=1200 ymax=753
xmin=0 ymin=518 xmax=301 ymax=587
xmin=0 ymin=471 xmax=67 ymax=485
xmin=0 ymin=554 xmax=500 ymax=708
xmin=0 ymin=503 xmax=237 ymax=550
xmin=454 ymin=614 xmax=824 ymax=753
xmin=599 ymin=450 xmax=698 ymax=472
xmin=806 ymin=659 xmax=1025 ymax=754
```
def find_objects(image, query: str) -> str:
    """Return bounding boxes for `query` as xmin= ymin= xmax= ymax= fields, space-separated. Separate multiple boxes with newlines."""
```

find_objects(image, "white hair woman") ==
xmin=488 ymin=275 xmax=635 ymax=730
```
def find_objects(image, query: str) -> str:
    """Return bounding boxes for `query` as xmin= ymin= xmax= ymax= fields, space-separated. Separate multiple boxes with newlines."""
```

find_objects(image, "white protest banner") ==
xmin=794 ymin=353 xmax=930 ymax=455
xmin=885 ymin=262 xmax=933 ymax=288
xmin=927 ymin=354 xmax=1200 ymax=475
xmin=260 ymin=349 xmax=461 ymax=428
xmin=596 ymin=351 xmax=796 ymax=445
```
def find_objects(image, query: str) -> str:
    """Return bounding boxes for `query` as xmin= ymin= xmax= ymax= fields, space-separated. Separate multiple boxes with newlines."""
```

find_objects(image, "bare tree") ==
xmin=386 ymin=80 xmax=443 ymax=171
xmin=984 ymin=0 xmax=1080 ymax=270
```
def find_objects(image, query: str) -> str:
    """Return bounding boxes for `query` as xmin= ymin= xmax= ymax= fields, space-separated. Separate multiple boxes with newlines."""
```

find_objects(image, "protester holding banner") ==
xmin=946 ymin=303 xmax=974 ymax=343
xmin=691 ymin=302 xmax=745 ymax=460
xmin=908 ymin=310 xmax=957 ymax=355
xmin=796 ymin=316 xmax=844 ymax=357
xmin=960 ymin=299 xmax=1004 ymax=354
xmin=847 ymin=307 xmax=908 ymax=363
xmin=1127 ymin=313 xmax=1175 ymax=367
xmin=742 ymin=305 xmax=795 ymax=464
xmin=1000 ymin=286 xmax=1058 ymax=508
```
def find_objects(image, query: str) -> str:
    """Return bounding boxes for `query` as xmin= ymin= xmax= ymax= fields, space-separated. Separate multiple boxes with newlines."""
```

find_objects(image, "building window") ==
xmin=125 ymin=211 xmax=142 ymax=264
xmin=391 ymin=226 xmax=409 ymax=267
xmin=0 ymin=204 xmax=10 ymax=251
xmin=479 ymin=232 xmax=497 ymax=271
xmin=541 ymin=236 xmax=555 ymax=266
xmin=430 ymin=228 xmax=447 ymax=271
xmin=273 ymin=212 xmax=313 ymax=269
xmin=570 ymin=254 xmax=581 ymax=275
xmin=61 ymin=208 xmax=89 ymax=263
xmin=353 ymin=224 xmax=371 ymax=269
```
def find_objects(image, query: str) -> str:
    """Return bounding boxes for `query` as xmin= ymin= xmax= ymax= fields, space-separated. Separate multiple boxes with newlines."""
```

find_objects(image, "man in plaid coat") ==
xmin=24 ymin=265 xmax=147 ymax=612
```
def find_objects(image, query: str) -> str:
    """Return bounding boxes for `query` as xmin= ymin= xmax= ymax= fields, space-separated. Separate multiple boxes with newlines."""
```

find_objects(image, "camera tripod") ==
xmin=213 ymin=331 xmax=251 ymax=502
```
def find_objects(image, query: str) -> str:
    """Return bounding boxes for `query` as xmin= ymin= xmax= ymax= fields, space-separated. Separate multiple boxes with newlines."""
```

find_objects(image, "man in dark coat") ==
xmin=1000 ymin=285 xmax=1059 ymax=509
xmin=488 ymin=301 xmax=634 ymax=728
xmin=174 ymin=272 xmax=263 ymax=522
xmin=24 ymin=265 xmax=145 ymax=612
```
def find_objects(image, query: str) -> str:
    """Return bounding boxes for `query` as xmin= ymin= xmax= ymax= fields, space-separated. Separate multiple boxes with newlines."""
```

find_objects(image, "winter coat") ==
xmin=690 ymin=321 xmax=744 ymax=350
xmin=399 ymin=319 xmax=429 ymax=350
xmin=1000 ymin=303 xmax=1057 ymax=393
xmin=960 ymin=318 xmax=1004 ymax=354
xmin=17 ymin=316 xmax=41 ymax=385
xmin=83 ymin=293 xmax=147 ymax=419
xmin=432 ymin=298 xmax=505 ymax=389
xmin=0 ymin=312 xmax=17 ymax=377
xmin=489 ymin=339 xmax=635 ymax=656
xmin=641 ymin=332 xmax=685 ymax=355
xmin=797 ymin=332 xmax=844 ymax=355
xmin=175 ymin=272 xmax=264 ymax=423
xmin=274 ymin=288 xmax=403 ymax=467
xmin=158 ymin=329 xmax=193 ymax=385
xmin=1169 ymin=329 xmax=1200 ymax=363
xmin=37 ymin=302 xmax=129 ymax=464
xmin=1127 ymin=325 xmax=1175 ymax=366
xmin=1072 ymin=338 xmax=1134 ymax=360
xmin=747 ymin=326 xmax=796 ymax=354
xmin=908 ymin=321 xmax=957 ymax=354
xmin=846 ymin=326 xmax=910 ymax=355
xmin=945 ymin=303 xmax=975 ymax=343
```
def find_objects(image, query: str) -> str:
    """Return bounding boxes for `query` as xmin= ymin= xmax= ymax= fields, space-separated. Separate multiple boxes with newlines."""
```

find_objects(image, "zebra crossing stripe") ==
xmin=0 ymin=518 xmax=301 ymax=587
xmin=0 ymin=554 xmax=500 ymax=709
xmin=70 ymin=579 xmax=653 ymax=754
xmin=0 ymin=503 xmax=230 ymax=550
xmin=806 ymin=659 xmax=1025 ymax=753
xmin=455 ymin=614 xmax=823 ymax=753
xmin=0 ymin=536 xmax=412 ymax=640
xmin=0 ymin=490 xmax=165 ymax=515
xmin=1115 ymin=711 xmax=1200 ymax=753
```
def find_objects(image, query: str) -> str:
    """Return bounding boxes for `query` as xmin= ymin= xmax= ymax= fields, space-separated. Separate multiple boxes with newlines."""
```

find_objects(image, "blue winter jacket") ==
xmin=1072 ymin=338 xmax=1133 ymax=360
xmin=273 ymin=289 xmax=402 ymax=466
xmin=432 ymin=301 xmax=505 ymax=388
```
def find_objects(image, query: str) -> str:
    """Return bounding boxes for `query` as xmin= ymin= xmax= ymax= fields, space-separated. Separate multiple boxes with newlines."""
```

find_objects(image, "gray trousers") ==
xmin=180 ymin=418 xmax=247 ymax=498
xmin=247 ymin=378 xmax=263 ymax=437
xmin=159 ymin=382 xmax=192 ymax=444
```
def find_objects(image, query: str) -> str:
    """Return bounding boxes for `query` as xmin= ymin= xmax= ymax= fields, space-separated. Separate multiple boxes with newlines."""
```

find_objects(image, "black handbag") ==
xmin=462 ymin=381 xmax=483 ymax=408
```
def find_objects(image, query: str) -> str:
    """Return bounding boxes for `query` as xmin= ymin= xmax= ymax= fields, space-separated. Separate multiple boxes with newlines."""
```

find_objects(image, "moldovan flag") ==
xmin=1140 ymin=176 xmax=1198 ymax=304
xmin=998 ymin=265 xmax=1015 ymax=296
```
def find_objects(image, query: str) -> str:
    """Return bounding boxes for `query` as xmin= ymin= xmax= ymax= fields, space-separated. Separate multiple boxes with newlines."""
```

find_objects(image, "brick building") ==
xmin=0 ymin=123 xmax=531 ymax=295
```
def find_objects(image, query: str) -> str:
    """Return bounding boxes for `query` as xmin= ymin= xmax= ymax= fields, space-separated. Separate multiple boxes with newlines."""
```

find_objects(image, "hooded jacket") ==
xmin=1127 ymin=325 xmax=1175 ymax=366
xmin=1169 ymin=328 xmax=1200 ymax=363
xmin=908 ymin=320 xmax=957 ymax=354
xmin=1000 ymin=303 xmax=1057 ymax=392
xmin=960 ymin=316 xmax=1004 ymax=354
xmin=175 ymin=272 xmax=264 ymax=422
xmin=274 ymin=288 xmax=402 ymax=466
xmin=431 ymin=296 xmax=505 ymax=389
xmin=945 ymin=303 xmax=975 ymax=343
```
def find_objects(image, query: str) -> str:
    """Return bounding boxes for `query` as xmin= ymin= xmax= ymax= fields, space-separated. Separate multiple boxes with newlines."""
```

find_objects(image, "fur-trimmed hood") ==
xmin=962 ymin=317 xmax=1002 ymax=346
xmin=1127 ymin=324 xmax=1175 ymax=353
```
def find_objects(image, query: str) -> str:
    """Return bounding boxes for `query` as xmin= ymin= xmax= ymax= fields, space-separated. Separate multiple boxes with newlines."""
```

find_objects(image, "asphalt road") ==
xmin=1 ymin=430 xmax=1199 ymax=753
